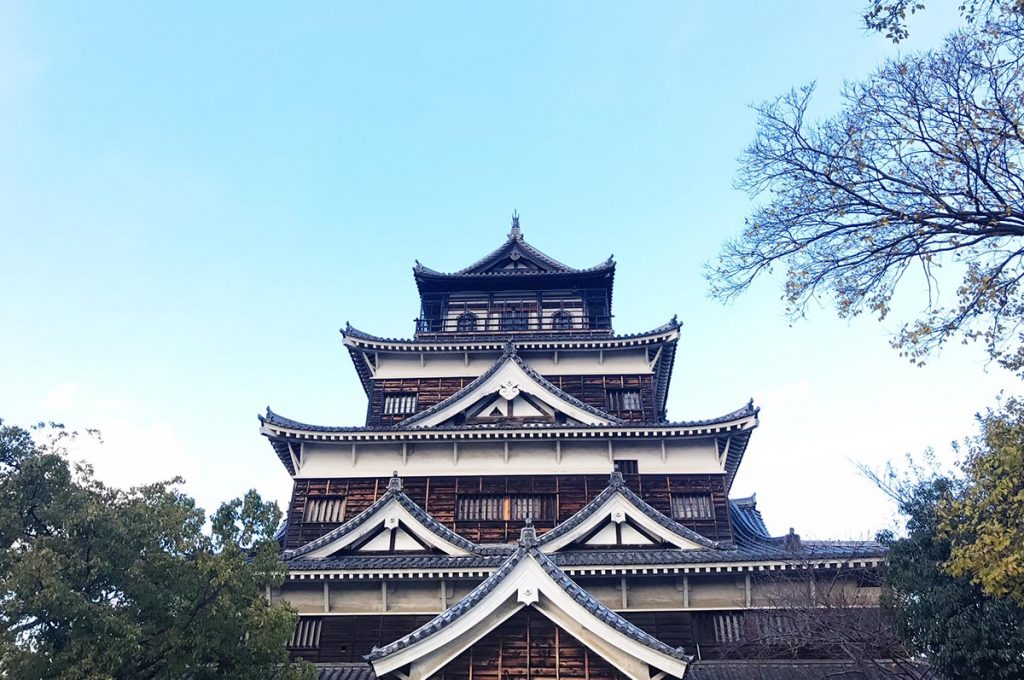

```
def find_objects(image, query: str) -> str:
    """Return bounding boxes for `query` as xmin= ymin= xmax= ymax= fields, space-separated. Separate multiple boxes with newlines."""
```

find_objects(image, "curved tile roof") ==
xmin=260 ymin=398 xmax=755 ymax=435
xmin=412 ymin=222 xmax=614 ymax=279
xmin=341 ymin=317 xmax=679 ymax=347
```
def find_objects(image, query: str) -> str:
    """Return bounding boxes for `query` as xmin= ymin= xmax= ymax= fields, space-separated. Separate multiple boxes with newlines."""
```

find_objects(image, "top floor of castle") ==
xmin=412 ymin=214 xmax=617 ymax=339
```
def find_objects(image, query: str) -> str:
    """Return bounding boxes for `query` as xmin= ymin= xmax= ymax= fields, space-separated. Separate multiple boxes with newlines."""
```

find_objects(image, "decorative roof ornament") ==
xmin=609 ymin=467 xmax=625 ymax=488
xmin=519 ymin=518 xmax=539 ymax=547
xmin=388 ymin=471 xmax=403 ymax=492
xmin=509 ymin=210 xmax=522 ymax=240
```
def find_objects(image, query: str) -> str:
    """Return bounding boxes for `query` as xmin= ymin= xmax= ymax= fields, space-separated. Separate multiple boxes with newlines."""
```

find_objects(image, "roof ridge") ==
xmin=412 ymin=222 xmax=615 ymax=278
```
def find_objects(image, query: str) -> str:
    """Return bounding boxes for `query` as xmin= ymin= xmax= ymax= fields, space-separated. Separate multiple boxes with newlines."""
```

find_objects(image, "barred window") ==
xmin=457 ymin=495 xmax=504 ymax=521
xmin=303 ymin=496 xmax=347 ymax=523
xmin=671 ymin=493 xmax=715 ymax=520
xmin=712 ymin=612 xmax=744 ymax=643
xmin=289 ymin=618 xmax=322 ymax=649
xmin=456 ymin=312 xmax=478 ymax=332
xmin=457 ymin=494 xmax=556 ymax=521
xmin=500 ymin=308 xmax=529 ymax=331
xmin=384 ymin=394 xmax=417 ymax=415
xmin=607 ymin=389 xmax=642 ymax=411
xmin=509 ymin=495 xmax=556 ymax=520
xmin=551 ymin=310 xmax=574 ymax=330
xmin=616 ymin=459 xmax=639 ymax=475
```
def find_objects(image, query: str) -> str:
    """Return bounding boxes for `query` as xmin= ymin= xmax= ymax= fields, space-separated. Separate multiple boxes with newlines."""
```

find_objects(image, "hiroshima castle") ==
xmin=259 ymin=217 xmax=889 ymax=680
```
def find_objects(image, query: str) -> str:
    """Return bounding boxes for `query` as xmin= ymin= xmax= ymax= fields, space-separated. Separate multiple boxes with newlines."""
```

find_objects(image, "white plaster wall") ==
xmin=371 ymin=348 xmax=655 ymax=379
xmin=294 ymin=438 xmax=723 ymax=479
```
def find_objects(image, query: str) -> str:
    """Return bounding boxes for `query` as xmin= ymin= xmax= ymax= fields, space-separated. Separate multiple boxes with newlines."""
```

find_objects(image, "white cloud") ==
xmin=41 ymin=382 xmax=83 ymax=410
xmin=38 ymin=382 xmax=202 ymax=495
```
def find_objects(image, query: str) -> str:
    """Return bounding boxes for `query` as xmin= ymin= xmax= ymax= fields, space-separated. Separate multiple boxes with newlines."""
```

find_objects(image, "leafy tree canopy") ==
xmin=709 ymin=3 xmax=1024 ymax=374
xmin=0 ymin=420 xmax=313 ymax=680
xmin=876 ymin=469 xmax=1024 ymax=679
xmin=939 ymin=398 xmax=1024 ymax=605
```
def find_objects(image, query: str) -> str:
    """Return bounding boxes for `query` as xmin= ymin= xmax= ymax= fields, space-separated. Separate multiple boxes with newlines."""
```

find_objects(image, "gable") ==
xmin=539 ymin=493 xmax=712 ymax=553
xmin=398 ymin=351 xmax=620 ymax=429
xmin=284 ymin=482 xmax=484 ymax=561
xmin=368 ymin=549 xmax=689 ymax=680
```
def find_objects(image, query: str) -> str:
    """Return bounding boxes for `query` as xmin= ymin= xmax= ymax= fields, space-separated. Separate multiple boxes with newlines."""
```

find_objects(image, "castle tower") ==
xmin=260 ymin=218 xmax=885 ymax=679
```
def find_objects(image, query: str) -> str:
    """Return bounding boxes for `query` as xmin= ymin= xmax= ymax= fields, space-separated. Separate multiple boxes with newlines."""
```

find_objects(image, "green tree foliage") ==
xmin=0 ymin=420 xmax=313 ymax=680
xmin=709 ymin=5 xmax=1024 ymax=374
xmin=939 ymin=398 xmax=1024 ymax=605
xmin=877 ymin=471 xmax=1024 ymax=679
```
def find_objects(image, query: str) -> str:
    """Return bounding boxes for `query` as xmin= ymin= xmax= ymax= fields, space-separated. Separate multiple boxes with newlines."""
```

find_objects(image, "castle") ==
xmin=260 ymin=217 xmax=887 ymax=679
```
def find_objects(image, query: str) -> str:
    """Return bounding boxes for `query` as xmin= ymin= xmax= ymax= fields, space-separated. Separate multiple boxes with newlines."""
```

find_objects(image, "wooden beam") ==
xmin=660 ymin=439 xmax=667 ymax=462
xmin=402 ymin=442 xmax=408 ymax=465
xmin=382 ymin=581 xmax=388 ymax=612
xmin=351 ymin=443 xmax=357 ymax=465
xmin=453 ymin=441 xmax=459 ymax=465
xmin=683 ymin=575 xmax=689 ymax=608
xmin=647 ymin=344 xmax=664 ymax=369
xmin=555 ymin=439 xmax=562 ymax=464
xmin=620 ymin=576 xmax=628 ymax=609
xmin=745 ymin=573 xmax=752 ymax=607
xmin=324 ymin=581 xmax=330 ymax=613
xmin=607 ymin=439 xmax=614 ymax=463
xmin=504 ymin=440 xmax=510 ymax=464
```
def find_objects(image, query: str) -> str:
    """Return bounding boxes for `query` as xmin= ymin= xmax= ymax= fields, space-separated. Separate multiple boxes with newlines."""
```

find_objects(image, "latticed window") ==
xmin=500 ymin=308 xmax=529 ymax=331
xmin=607 ymin=389 xmax=642 ymax=412
xmin=671 ymin=493 xmax=715 ymax=520
xmin=509 ymin=495 xmax=556 ymax=520
xmin=303 ymin=496 xmax=347 ymax=523
xmin=289 ymin=618 xmax=322 ymax=650
xmin=457 ymin=494 xmax=556 ymax=521
xmin=551 ymin=310 xmax=574 ymax=330
xmin=384 ymin=393 xmax=417 ymax=415
xmin=712 ymin=612 xmax=744 ymax=643
xmin=456 ymin=312 xmax=478 ymax=332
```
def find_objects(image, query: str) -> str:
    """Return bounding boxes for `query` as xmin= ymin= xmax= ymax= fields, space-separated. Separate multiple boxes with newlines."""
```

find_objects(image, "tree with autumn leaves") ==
xmin=710 ymin=2 xmax=1024 ymax=678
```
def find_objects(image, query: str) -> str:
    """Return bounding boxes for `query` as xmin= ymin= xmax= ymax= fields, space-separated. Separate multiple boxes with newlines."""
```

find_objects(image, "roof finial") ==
xmin=518 ymin=517 xmax=539 ymax=547
xmin=387 ymin=472 xmax=403 ymax=492
xmin=610 ymin=465 xmax=625 ymax=487
xmin=509 ymin=210 xmax=522 ymax=240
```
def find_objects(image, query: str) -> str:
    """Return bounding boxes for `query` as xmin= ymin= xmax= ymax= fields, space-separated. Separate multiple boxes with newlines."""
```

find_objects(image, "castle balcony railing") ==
xmin=414 ymin=313 xmax=613 ymax=337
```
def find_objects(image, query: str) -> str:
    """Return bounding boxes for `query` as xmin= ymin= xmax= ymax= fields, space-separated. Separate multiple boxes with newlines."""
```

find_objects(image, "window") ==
xmin=671 ymin=493 xmax=715 ymax=520
xmin=607 ymin=389 xmax=642 ymax=412
xmin=509 ymin=495 xmax=556 ymax=520
xmin=551 ymin=310 xmax=574 ymax=330
xmin=500 ymin=307 xmax=529 ymax=331
xmin=289 ymin=618 xmax=322 ymax=650
xmin=712 ymin=612 xmax=744 ymax=643
xmin=303 ymin=496 xmax=347 ymax=523
xmin=457 ymin=494 xmax=556 ymax=521
xmin=384 ymin=393 xmax=417 ymax=415
xmin=616 ymin=459 xmax=639 ymax=475
xmin=456 ymin=311 xmax=478 ymax=332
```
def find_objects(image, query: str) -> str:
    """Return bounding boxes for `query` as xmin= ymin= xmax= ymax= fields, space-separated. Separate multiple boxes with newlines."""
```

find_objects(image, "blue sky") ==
xmin=1 ymin=1 xmax=1011 ymax=538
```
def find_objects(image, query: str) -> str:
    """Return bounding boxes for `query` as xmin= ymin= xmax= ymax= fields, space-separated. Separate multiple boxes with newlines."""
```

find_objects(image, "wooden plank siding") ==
xmin=284 ymin=474 xmax=733 ymax=549
xmin=366 ymin=374 xmax=657 ymax=427
xmin=289 ymin=611 xmax=734 ymax=667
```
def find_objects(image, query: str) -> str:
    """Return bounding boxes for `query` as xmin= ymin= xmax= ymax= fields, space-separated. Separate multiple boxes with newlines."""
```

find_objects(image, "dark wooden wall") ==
xmin=366 ymin=374 xmax=657 ymax=426
xmin=289 ymin=610 xmax=735 ymax=665
xmin=285 ymin=473 xmax=732 ymax=549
